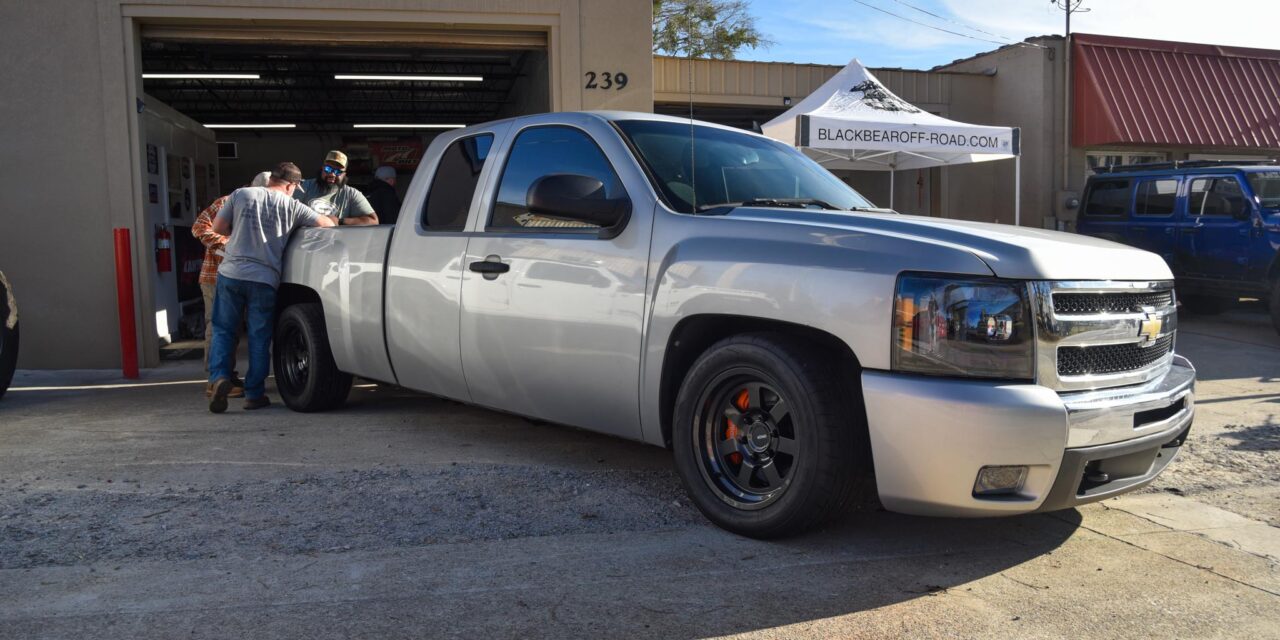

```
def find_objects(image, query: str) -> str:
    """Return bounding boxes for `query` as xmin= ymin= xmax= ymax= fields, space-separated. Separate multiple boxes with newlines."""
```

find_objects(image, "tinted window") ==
xmin=616 ymin=120 xmax=874 ymax=213
xmin=1189 ymin=177 xmax=1247 ymax=217
xmin=1245 ymin=171 xmax=1280 ymax=209
xmin=490 ymin=126 xmax=623 ymax=230
xmin=1083 ymin=179 xmax=1132 ymax=217
xmin=422 ymin=134 xmax=493 ymax=229
xmin=1134 ymin=179 xmax=1178 ymax=216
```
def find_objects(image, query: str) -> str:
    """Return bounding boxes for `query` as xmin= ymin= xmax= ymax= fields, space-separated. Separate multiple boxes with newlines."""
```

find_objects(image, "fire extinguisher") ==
xmin=155 ymin=224 xmax=173 ymax=273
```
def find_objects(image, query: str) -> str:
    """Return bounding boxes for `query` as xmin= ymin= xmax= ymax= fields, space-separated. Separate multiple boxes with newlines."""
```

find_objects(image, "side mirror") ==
xmin=527 ymin=174 xmax=631 ymax=239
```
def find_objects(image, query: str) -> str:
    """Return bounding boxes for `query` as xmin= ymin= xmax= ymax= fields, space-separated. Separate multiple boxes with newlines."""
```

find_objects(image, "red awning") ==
xmin=1073 ymin=33 xmax=1280 ymax=149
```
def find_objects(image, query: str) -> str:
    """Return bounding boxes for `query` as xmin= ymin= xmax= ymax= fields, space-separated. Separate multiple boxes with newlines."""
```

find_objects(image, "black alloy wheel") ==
xmin=273 ymin=303 xmax=352 ymax=412
xmin=694 ymin=373 xmax=798 ymax=510
xmin=672 ymin=333 xmax=873 ymax=539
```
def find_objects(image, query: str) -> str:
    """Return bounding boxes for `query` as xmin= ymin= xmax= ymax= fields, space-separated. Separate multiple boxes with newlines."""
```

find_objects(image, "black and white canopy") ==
xmin=762 ymin=59 xmax=1019 ymax=171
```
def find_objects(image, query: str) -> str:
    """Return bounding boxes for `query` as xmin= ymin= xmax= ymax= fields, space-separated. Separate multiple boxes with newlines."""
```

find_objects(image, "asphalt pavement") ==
xmin=0 ymin=307 xmax=1276 ymax=639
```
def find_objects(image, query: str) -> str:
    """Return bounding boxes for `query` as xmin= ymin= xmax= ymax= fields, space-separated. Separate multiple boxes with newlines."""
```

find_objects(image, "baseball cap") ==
xmin=374 ymin=165 xmax=396 ymax=181
xmin=324 ymin=150 xmax=348 ymax=169
xmin=271 ymin=162 xmax=303 ymax=184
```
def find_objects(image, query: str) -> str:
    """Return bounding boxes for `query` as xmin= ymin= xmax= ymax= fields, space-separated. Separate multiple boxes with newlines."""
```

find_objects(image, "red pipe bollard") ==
xmin=113 ymin=228 xmax=140 ymax=379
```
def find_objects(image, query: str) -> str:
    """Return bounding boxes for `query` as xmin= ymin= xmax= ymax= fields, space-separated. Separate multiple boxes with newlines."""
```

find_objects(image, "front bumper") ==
xmin=861 ymin=356 xmax=1195 ymax=517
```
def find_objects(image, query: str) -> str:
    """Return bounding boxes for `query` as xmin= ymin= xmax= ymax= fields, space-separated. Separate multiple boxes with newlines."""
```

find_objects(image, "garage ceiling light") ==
xmin=334 ymin=74 xmax=484 ymax=82
xmin=204 ymin=124 xmax=296 ymax=129
xmin=143 ymin=73 xmax=261 ymax=80
xmin=352 ymin=124 xmax=466 ymax=129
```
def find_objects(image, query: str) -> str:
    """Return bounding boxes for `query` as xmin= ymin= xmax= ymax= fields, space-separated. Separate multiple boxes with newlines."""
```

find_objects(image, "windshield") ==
xmin=1246 ymin=171 xmax=1280 ymax=209
xmin=615 ymin=120 xmax=875 ymax=213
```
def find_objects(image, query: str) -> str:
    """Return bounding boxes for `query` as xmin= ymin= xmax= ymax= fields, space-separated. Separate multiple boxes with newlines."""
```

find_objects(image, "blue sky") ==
xmin=740 ymin=0 xmax=1280 ymax=69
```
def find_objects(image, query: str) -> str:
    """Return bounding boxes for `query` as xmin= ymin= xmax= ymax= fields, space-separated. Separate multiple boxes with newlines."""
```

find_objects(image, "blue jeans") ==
xmin=208 ymin=276 xmax=276 ymax=400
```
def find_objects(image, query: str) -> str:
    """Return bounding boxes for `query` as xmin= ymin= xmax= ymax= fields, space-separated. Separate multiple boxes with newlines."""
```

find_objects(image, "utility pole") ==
xmin=1051 ymin=0 xmax=1088 ymax=228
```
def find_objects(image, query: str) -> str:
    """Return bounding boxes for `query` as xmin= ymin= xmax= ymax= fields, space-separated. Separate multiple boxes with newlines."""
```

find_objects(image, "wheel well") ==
xmin=658 ymin=315 xmax=865 ymax=449
xmin=275 ymin=283 xmax=321 ymax=313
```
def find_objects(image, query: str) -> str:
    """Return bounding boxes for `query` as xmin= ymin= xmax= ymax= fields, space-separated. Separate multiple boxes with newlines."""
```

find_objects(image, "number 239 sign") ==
xmin=584 ymin=71 xmax=628 ymax=90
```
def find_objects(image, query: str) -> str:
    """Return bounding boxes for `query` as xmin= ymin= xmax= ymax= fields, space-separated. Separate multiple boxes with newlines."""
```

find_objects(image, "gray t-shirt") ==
xmin=294 ymin=179 xmax=375 ymax=221
xmin=216 ymin=187 xmax=323 ymax=288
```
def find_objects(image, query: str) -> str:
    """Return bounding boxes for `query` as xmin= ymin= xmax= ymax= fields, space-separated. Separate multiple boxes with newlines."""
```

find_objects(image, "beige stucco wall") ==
xmin=0 ymin=0 xmax=653 ymax=369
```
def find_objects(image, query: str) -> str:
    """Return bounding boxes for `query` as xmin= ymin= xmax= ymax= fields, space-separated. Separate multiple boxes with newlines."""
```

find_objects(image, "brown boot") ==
xmin=244 ymin=395 xmax=272 ymax=411
xmin=206 ymin=381 xmax=245 ymax=398
xmin=208 ymin=378 xmax=232 ymax=414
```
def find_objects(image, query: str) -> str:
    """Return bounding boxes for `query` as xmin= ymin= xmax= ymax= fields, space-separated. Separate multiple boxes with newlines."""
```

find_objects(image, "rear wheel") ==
xmin=273 ymin=303 xmax=352 ymax=412
xmin=672 ymin=333 xmax=871 ymax=538
xmin=0 ymin=273 xmax=17 ymax=401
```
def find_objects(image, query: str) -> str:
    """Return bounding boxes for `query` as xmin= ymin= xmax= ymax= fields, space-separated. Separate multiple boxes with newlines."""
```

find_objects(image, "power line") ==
xmin=848 ymin=0 xmax=1045 ymax=49
xmin=888 ymin=0 xmax=1020 ymax=42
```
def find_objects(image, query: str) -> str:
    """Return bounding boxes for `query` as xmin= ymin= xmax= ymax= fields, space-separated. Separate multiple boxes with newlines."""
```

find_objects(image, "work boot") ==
xmin=208 ymin=378 xmax=232 ymax=414
xmin=206 ymin=380 xmax=245 ymax=398
xmin=244 ymin=395 xmax=272 ymax=411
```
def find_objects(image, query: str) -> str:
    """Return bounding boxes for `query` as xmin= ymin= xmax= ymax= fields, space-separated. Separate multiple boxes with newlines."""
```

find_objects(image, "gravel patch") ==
xmin=0 ymin=465 xmax=702 ymax=570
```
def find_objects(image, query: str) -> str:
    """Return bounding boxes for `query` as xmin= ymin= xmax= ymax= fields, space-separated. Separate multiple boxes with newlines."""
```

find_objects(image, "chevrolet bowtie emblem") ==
xmin=1138 ymin=314 xmax=1163 ymax=342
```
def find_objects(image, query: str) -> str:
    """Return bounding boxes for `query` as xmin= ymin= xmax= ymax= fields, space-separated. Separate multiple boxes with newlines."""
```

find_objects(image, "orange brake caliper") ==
xmin=725 ymin=388 xmax=750 ymax=464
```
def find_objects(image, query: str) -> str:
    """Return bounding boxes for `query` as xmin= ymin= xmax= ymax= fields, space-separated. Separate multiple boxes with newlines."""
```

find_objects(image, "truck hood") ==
xmin=727 ymin=208 xmax=1174 ymax=281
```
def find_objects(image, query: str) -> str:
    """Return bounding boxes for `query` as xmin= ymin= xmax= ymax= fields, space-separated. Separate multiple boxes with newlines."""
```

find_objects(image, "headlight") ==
xmin=891 ymin=274 xmax=1034 ymax=380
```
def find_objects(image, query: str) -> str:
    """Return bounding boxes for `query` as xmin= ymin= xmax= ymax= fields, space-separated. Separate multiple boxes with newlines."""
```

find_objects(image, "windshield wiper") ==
xmin=696 ymin=198 xmax=846 ymax=213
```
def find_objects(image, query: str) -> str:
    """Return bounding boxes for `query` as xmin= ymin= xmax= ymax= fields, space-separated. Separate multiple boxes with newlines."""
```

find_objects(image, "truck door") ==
xmin=1128 ymin=177 xmax=1179 ymax=266
xmin=383 ymin=130 xmax=502 ymax=400
xmin=458 ymin=121 xmax=654 ymax=440
xmin=1178 ymin=175 xmax=1253 ymax=280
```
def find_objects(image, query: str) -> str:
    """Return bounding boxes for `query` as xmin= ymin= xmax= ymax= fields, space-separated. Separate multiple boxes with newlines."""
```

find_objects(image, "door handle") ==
xmin=469 ymin=255 xmax=510 ymax=280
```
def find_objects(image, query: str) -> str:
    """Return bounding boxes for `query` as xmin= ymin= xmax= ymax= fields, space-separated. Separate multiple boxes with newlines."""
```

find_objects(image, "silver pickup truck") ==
xmin=276 ymin=111 xmax=1195 ymax=538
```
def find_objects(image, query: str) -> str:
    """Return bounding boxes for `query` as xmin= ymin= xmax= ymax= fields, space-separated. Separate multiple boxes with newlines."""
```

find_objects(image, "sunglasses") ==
xmin=323 ymin=165 xmax=346 ymax=176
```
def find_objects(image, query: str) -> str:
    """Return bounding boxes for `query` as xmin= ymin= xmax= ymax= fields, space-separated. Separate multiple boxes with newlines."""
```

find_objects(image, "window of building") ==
xmin=421 ymin=134 xmax=494 ymax=230
xmin=489 ymin=126 xmax=625 ymax=230
xmin=1082 ymin=179 xmax=1133 ymax=217
xmin=1134 ymin=179 xmax=1178 ymax=216
xmin=1188 ymin=177 xmax=1247 ymax=217
xmin=1085 ymin=152 xmax=1168 ymax=184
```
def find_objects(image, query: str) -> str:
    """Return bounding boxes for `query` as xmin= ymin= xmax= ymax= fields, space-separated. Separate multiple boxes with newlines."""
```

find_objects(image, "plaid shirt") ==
xmin=192 ymin=195 xmax=232 ymax=285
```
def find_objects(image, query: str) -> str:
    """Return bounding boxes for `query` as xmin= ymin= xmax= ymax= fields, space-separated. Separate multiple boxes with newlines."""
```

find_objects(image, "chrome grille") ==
xmin=1058 ymin=335 xmax=1174 ymax=376
xmin=1031 ymin=281 xmax=1177 ymax=392
xmin=1053 ymin=291 xmax=1173 ymax=315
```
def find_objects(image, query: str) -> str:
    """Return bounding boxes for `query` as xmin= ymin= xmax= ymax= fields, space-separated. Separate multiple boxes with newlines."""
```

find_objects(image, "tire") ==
xmin=1179 ymin=293 xmax=1233 ymax=316
xmin=1269 ymin=279 xmax=1280 ymax=337
xmin=273 ymin=303 xmax=352 ymax=412
xmin=0 ymin=273 xmax=17 ymax=401
xmin=671 ymin=333 xmax=872 ymax=539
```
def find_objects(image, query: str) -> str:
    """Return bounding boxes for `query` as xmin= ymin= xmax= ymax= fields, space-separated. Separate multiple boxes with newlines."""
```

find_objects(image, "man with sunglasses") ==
xmin=293 ymin=150 xmax=379 ymax=226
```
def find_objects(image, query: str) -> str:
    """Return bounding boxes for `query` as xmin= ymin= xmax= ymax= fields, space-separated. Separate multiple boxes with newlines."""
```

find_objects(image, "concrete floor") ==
xmin=0 ymin=309 xmax=1276 ymax=639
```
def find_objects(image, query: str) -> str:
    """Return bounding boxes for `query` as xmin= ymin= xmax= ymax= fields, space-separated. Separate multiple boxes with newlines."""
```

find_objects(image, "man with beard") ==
xmin=293 ymin=150 xmax=378 ymax=226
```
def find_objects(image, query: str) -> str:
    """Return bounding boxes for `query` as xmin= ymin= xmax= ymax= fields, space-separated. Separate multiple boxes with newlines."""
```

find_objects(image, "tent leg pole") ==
xmin=1015 ymin=155 xmax=1022 ymax=226
xmin=889 ymin=170 xmax=895 ymax=209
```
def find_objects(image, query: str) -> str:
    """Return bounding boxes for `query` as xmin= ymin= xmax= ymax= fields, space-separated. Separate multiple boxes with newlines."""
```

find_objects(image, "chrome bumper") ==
xmin=861 ymin=356 xmax=1195 ymax=517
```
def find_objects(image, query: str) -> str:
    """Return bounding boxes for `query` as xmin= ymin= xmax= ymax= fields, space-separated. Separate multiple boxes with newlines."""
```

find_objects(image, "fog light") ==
xmin=973 ymin=465 xmax=1028 ymax=496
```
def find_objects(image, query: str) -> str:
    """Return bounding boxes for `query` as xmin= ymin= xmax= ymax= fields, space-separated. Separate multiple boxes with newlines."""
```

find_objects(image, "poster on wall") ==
xmin=369 ymin=139 xmax=425 ymax=170
xmin=148 ymin=183 xmax=158 ymax=204
xmin=146 ymin=144 xmax=158 ymax=175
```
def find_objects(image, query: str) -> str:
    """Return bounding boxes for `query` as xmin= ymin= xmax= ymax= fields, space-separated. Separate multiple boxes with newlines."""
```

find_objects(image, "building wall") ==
xmin=0 ymin=0 xmax=654 ymax=369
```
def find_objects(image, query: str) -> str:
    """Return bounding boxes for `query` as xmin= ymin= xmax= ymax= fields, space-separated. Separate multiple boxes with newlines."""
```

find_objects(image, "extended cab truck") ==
xmin=1076 ymin=161 xmax=1280 ymax=334
xmin=276 ymin=112 xmax=1196 ymax=538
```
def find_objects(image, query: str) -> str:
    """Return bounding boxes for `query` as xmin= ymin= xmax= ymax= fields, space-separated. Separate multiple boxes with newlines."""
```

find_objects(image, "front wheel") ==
xmin=0 ymin=272 xmax=17 ymax=401
xmin=273 ymin=303 xmax=352 ymax=412
xmin=672 ymin=333 xmax=872 ymax=539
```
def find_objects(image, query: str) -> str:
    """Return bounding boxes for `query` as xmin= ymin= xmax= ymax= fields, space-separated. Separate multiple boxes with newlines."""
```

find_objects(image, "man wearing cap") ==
xmin=293 ymin=150 xmax=379 ymax=226
xmin=365 ymin=165 xmax=402 ymax=226
xmin=207 ymin=162 xmax=336 ymax=413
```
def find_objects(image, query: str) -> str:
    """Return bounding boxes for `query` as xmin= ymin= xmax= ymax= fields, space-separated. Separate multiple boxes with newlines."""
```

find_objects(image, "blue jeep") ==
xmin=1076 ymin=160 xmax=1280 ymax=335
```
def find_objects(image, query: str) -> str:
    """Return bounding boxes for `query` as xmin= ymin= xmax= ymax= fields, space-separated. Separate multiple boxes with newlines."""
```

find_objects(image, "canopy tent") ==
xmin=762 ymin=59 xmax=1023 ymax=223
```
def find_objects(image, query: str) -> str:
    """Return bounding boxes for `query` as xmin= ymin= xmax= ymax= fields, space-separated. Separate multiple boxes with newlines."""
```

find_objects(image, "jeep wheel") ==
xmin=273 ymin=303 xmax=352 ymax=412
xmin=0 ymin=273 xmax=17 ymax=401
xmin=672 ymin=333 xmax=871 ymax=538
xmin=1179 ymin=293 xmax=1233 ymax=316
xmin=1269 ymin=280 xmax=1280 ymax=337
